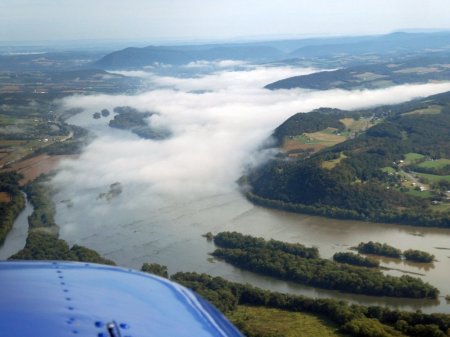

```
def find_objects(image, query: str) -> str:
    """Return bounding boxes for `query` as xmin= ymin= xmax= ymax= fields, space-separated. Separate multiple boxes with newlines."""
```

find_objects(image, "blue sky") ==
xmin=1 ymin=0 xmax=450 ymax=43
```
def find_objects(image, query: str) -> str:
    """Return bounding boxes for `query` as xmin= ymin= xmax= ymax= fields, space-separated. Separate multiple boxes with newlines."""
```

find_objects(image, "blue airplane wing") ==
xmin=0 ymin=261 xmax=244 ymax=337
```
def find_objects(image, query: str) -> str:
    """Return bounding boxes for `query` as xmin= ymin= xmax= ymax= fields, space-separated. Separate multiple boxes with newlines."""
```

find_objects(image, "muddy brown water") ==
xmin=52 ymin=186 xmax=450 ymax=314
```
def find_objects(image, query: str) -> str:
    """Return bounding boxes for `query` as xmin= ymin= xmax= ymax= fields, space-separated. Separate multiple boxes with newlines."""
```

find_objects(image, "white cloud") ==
xmin=149 ymin=66 xmax=319 ymax=91
xmin=55 ymin=66 xmax=450 ymax=203
xmin=183 ymin=60 xmax=248 ymax=69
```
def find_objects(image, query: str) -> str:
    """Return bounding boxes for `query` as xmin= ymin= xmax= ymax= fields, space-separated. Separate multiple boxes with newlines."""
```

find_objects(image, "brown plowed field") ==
xmin=1 ymin=154 xmax=77 ymax=186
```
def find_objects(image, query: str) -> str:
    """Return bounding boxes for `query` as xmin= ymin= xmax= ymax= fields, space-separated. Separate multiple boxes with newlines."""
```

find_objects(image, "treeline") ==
xmin=172 ymin=272 xmax=450 ymax=337
xmin=10 ymin=231 xmax=115 ymax=265
xmin=141 ymin=263 xmax=168 ymax=278
xmin=212 ymin=248 xmax=437 ymax=299
xmin=404 ymin=250 xmax=435 ymax=263
xmin=212 ymin=232 xmax=438 ymax=299
xmin=23 ymin=175 xmax=58 ymax=234
xmin=357 ymin=242 xmax=435 ymax=263
xmin=272 ymin=108 xmax=348 ymax=145
xmin=109 ymin=106 xmax=153 ymax=130
xmin=108 ymin=106 xmax=171 ymax=140
xmin=247 ymin=191 xmax=450 ymax=229
xmin=333 ymin=252 xmax=380 ymax=268
xmin=214 ymin=231 xmax=319 ymax=259
xmin=0 ymin=172 xmax=25 ymax=244
xmin=357 ymin=242 xmax=402 ymax=258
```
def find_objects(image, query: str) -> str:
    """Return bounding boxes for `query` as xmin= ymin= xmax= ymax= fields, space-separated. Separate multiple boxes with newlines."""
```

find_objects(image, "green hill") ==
xmin=246 ymin=92 xmax=450 ymax=227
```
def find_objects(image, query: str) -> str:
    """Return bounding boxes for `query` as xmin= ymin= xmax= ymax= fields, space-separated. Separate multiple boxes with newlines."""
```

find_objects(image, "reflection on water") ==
xmin=367 ymin=255 xmax=436 ymax=272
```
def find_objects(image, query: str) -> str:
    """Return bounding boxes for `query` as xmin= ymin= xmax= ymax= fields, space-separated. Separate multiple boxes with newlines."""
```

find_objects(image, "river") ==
xmin=0 ymin=193 xmax=32 ymax=259
xmin=51 ymin=171 xmax=450 ymax=313
xmin=47 ymin=67 xmax=450 ymax=314
xmin=5 ymin=177 xmax=450 ymax=313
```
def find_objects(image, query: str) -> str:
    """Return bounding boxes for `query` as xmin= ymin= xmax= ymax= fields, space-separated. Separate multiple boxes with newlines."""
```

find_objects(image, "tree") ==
xmin=141 ymin=263 xmax=169 ymax=278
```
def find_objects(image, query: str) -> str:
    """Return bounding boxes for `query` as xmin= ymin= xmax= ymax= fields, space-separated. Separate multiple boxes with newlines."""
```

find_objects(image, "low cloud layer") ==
xmin=54 ymin=65 xmax=450 ymax=203
xmin=183 ymin=60 xmax=248 ymax=69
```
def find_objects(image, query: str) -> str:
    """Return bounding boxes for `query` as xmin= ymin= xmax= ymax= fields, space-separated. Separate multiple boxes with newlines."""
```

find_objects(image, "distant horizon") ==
xmin=2 ymin=0 xmax=450 ymax=45
xmin=1 ymin=28 xmax=450 ymax=49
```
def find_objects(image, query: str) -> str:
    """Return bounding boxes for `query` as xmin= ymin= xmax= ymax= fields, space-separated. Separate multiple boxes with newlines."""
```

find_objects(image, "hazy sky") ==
xmin=1 ymin=0 xmax=450 ymax=43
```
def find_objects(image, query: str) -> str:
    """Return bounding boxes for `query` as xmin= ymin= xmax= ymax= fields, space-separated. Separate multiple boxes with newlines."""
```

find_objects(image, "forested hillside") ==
xmin=246 ymin=91 xmax=450 ymax=227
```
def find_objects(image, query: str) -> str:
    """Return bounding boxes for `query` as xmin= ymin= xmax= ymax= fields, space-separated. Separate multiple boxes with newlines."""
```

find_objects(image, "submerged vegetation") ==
xmin=333 ymin=252 xmax=380 ymax=268
xmin=403 ymin=249 xmax=435 ymax=263
xmin=356 ymin=242 xmax=402 ymax=258
xmin=109 ymin=106 xmax=171 ymax=140
xmin=213 ymin=231 xmax=319 ymax=259
xmin=212 ymin=232 xmax=438 ymax=299
xmin=357 ymin=242 xmax=435 ymax=263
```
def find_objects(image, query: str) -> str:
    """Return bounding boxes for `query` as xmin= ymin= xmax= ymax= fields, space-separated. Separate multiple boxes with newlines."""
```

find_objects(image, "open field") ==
xmin=0 ymin=131 xmax=73 ymax=168
xmin=405 ymin=189 xmax=434 ymax=199
xmin=417 ymin=158 xmax=450 ymax=169
xmin=0 ymin=114 xmax=17 ymax=124
xmin=283 ymin=129 xmax=346 ymax=154
xmin=0 ymin=140 xmax=46 ymax=168
xmin=394 ymin=66 xmax=440 ymax=74
xmin=431 ymin=203 xmax=450 ymax=212
xmin=339 ymin=117 xmax=375 ymax=131
xmin=283 ymin=139 xmax=327 ymax=154
xmin=0 ymin=140 xmax=27 ymax=147
xmin=228 ymin=305 xmax=347 ymax=337
xmin=370 ymin=79 xmax=395 ymax=88
xmin=353 ymin=72 xmax=388 ymax=81
xmin=403 ymin=152 xmax=425 ymax=164
xmin=339 ymin=118 xmax=354 ymax=129
xmin=381 ymin=166 xmax=396 ymax=174
xmin=1 ymin=154 xmax=76 ymax=185
xmin=322 ymin=153 xmax=347 ymax=169
xmin=305 ymin=130 xmax=346 ymax=144
xmin=339 ymin=117 xmax=378 ymax=138
xmin=282 ymin=117 xmax=377 ymax=156
xmin=417 ymin=172 xmax=450 ymax=183
xmin=403 ymin=105 xmax=442 ymax=116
